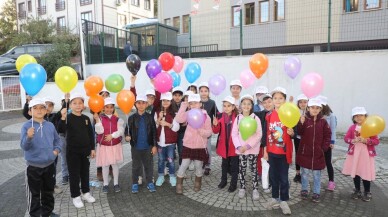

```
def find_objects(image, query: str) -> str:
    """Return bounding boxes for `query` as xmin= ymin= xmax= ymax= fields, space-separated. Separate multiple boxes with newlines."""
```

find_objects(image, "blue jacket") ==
xmin=20 ymin=120 xmax=62 ymax=168
xmin=324 ymin=113 xmax=337 ymax=144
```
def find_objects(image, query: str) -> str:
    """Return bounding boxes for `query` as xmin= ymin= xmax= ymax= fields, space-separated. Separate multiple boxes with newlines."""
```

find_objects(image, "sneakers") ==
xmin=228 ymin=185 xmax=237 ymax=192
xmin=132 ymin=184 xmax=139 ymax=193
xmin=138 ymin=176 xmax=143 ymax=185
xmin=54 ymin=185 xmax=63 ymax=194
xmin=351 ymin=189 xmax=362 ymax=199
xmin=156 ymin=176 xmax=165 ymax=186
xmin=327 ymin=181 xmax=336 ymax=191
xmin=264 ymin=185 xmax=272 ymax=193
xmin=170 ymin=176 xmax=177 ymax=187
xmin=164 ymin=167 xmax=169 ymax=176
xmin=81 ymin=192 xmax=96 ymax=203
xmin=189 ymin=163 xmax=195 ymax=171
xmin=62 ymin=176 xmax=69 ymax=185
xmin=312 ymin=193 xmax=320 ymax=203
xmin=147 ymin=183 xmax=156 ymax=192
xmin=252 ymin=189 xmax=260 ymax=201
xmin=218 ymin=180 xmax=227 ymax=189
xmin=301 ymin=190 xmax=308 ymax=200
xmin=265 ymin=198 xmax=280 ymax=209
xmin=293 ymin=174 xmax=301 ymax=183
xmin=279 ymin=201 xmax=292 ymax=215
xmin=102 ymin=185 xmax=109 ymax=193
xmin=362 ymin=192 xmax=372 ymax=202
xmin=204 ymin=168 xmax=211 ymax=176
xmin=238 ymin=189 xmax=246 ymax=198
xmin=114 ymin=184 xmax=121 ymax=193
xmin=72 ymin=196 xmax=84 ymax=208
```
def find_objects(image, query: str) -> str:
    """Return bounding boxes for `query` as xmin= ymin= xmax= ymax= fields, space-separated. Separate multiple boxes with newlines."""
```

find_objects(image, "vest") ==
xmin=156 ymin=111 xmax=178 ymax=144
xmin=97 ymin=115 xmax=122 ymax=146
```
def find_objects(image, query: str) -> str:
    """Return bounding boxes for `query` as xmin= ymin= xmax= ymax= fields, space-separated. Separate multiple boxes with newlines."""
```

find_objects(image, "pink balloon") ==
xmin=239 ymin=69 xmax=256 ymax=88
xmin=300 ymin=72 xmax=324 ymax=98
xmin=154 ymin=72 xmax=173 ymax=93
xmin=173 ymin=56 xmax=184 ymax=73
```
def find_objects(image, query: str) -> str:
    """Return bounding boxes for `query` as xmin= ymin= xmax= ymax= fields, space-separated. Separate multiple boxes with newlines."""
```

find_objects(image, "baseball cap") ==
xmin=184 ymin=90 xmax=194 ymax=97
xmin=104 ymin=97 xmax=115 ymax=106
xmin=307 ymin=98 xmax=322 ymax=107
xmin=172 ymin=87 xmax=184 ymax=95
xmin=161 ymin=92 xmax=173 ymax=100
xmin=222 ymin=96 xmax=235 ymax=105
xmin=135 ymin=94 xmax=147 ymax=102
xmin=145 ymin=89 xmax=155 ymax=96
xmin=29 ymin=98 xmax=47 ymax=108
xmin=255 ymin=86 xmax=268 ymax=94
xmin=271 ymin=87 xmax=287 ymax=95
xmin=70 ymin=92 xmax=85 ymax=102
xmin=99 ymin=87 xmax=109 ymax=95
xmin=296 ymin=94 xmax=308 ymax=101
xmin=240 ymin=94 xmax=254 ymax=102
xmin=198 ymin=82 xmax=209 ymax=89
xmin=316 ymin=95 xmax=328 ymax=106
xmin=352 ymin=107 xmax=367 ymax=116
xmin=43 ymin=97 xmax=55 ymax=105
xmin=259 ymin=93 xmax=272 ymax=102
xmin=188 ymin=94 xmax=201 ymax=102
xmin=189 ymin=82 xmax=198 ymax=87
xmin=230 ymin=79 xmax=242 ymax=88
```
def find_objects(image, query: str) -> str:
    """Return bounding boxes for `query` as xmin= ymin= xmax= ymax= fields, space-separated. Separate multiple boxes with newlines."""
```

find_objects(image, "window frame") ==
xmin=144 ymin=0 xmax=151 ymax=10
xmin=56 ymin=0 xmax=66 ymax=11
xmin=182 ymin=15 xmax=189 ymax=34
xmin=364 ymin=0 xmax=381 ymax=10
xmin=131 ymin=0 xmax=139 ymax=7
xmin=231 ymin=5 xmax=241 ymax=27
xmin=259 ymin=0 xmax=269 ymax=23
xmin=57 ymin=16 xmax=66 ymax=32
xmin=173 ymin=16 xmax=180 ymax=33
xmin=244 ymin=3 xmax=255 ymax=25
xmin=80 ymin=0 xmax=92 ymax=6
xmin=81 ymin=11 xmax=93 ymax=30
xmin=343 ymin=0 xmax=359 ymax=12
xmin=274 ymin=0 xmax=285 ymax=21
xmin=27 ymin=1 xmax=32 ymax=12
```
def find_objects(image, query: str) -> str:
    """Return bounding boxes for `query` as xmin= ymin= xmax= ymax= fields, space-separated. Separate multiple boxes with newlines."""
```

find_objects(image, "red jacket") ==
xmin=156 ymin=111 xmax=178 ymax=144
xmin=296 ymin=112 xmax=331 ymax=170
xmin=213 ymin=112 xmax=237 ymax=158
xmin=344 ymin=124 xmax=379 ymax=156
xmin=97 ymin=115 xmax=122 ymax=146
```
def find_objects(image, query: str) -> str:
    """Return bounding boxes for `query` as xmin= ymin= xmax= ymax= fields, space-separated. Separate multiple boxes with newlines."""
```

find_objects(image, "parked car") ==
xmin=1 ymin=44 xmax=52 ymax=60
xmin=0 ymin=57 xmax=18 ymax=75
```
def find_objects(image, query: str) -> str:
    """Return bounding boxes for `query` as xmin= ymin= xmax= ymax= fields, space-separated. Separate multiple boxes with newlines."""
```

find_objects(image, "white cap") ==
xmin=198 ymin=82 xmax=209 ymax=89
xmin=296 ymin=94 xmax=308 ymax=101
xmin=99 ymin=87 xmax=109 ymax=95
xmin=271 ymin=87 xmax=287 ymax=95
xmin=316 ymin=95 xmax=328 ymax=105
xmin=161 ymin=92 xmax=172 ymax=100
xmin=29 ymin=98 xmax=47 ymax=108
xmin=135 ymin=94 xmax=147 ymax=102
xmin=184 ymin=90 xmax=194 ymax=97
xmin=172 ymin=87 xmax=184 ymax=94
xmin=145 ymin=89 xmax=155 ymax=96
xmin=259 ymin=93 xmax=272 ymax=102
xmin=188 ymin=94 xmax=201 ymax=102
xmin=255 ymin=86 xmax=268 ymax=94
xmin=240 ymin=94 xmax=254 ymax=102
xmin=189 ymin=82 xmax=198 ymax=87
xmin=222 ymin=96 xmax=235 ymax=105
xmin=43 ymin=97 xmax=55 ymax=105
xmin=307 ymin=98 xmax=322 ymax=107
xmin=230 ymin=79 xmax=242 ymax=88
xmin=104 ymin=97 xmax=115 ymax=106
xmin=352 ymin=107 xmax=367 ymax=116
xmin=70 ymin=92 xmax=85 ymax=102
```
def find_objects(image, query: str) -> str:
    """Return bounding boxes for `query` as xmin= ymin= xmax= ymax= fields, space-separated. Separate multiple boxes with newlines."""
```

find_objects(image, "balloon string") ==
xmin=31 ymin=109 xmax=34 ymax=128
xmin=126 ymin=114 xmax=129 ymax=137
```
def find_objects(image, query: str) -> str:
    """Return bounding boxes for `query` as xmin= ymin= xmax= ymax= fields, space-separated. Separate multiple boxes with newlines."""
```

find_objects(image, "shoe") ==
xmin=264 ymin=188 xmax=271 ymax=193
xmin=114 ymin=184 xmax=121 ymax=193
xmin=228 ymin=185 xmax=237 ymax=192
xmin=265 ymin=198 xmax=280 ymax=209
xmin=164 ymin=167 xmax=169 ymax=176
xmin=102 ymin=185 xmax=109 ymax=194
xmin=351 ymin=189 xmax=362 ymax=199
xmin=252 ymin=189 xmax=260 ymax=201
xmin=62 ymin=176 xmax=69 ymax=185
xmin=176 ymin=177 xmax=184 ymax=195
xmin=54 ymin=185 xmax=63 ymax=194
xmin=218 ymin=180 xmax=227 ymax=189
xmin=170 ymin=176 xmax=177 ymax=187
xmin=97 ymin=170 xmax=103 ymax=181
xmin=194 ymin=176 xmax=202 ymax=192
xmin=72 ymin=196 xmax=84 ymax=208
xmin=327 ymin=181 xmax=336 ymax=191
xmin=293 ymin=174 xmax=301 ymax=183
xmin=189 ymin=163 xmax=194 ymax=171
xmin=280 ymin=201 xmax=292 ymax=215
xmin=204 ymin=168 xmax=211 ymax=176
xmin=138 ymin=176 xmax=143 ymax=185
xmin=238 ymin=189 xmax=246 ymax=198
xmin=362 ymin=192 xmax=372 ymax=202
xmin=50 ymin=212 xmax=60 ymax=217
xmin=312 ymin=193 xmax=320 ymax=203
xmin=131 ymin=184 xmax=139 ymax=193
xmin=156 ymin=176 xmax=165 ymax=186
xmin=147 ymin=183 xmax=156 ymax=192
xmin=81 ymin=192 xmax=96 ymax=203
xmin=301 ymin=190 xmax=308 ymax=200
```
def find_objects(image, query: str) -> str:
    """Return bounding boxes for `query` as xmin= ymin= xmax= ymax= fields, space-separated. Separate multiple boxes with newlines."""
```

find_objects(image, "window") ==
xmin=182 ymin=15 xmax=189 ymax=33
xmin=28 ymin=1 xmax=32 ymax=12
xmin=57 ymin=16 xmax=66 ymax=32
xmin=14 ymin=47 xmax=25 ymax=54
xmin=274 ymin=0 xmax=285 ymax=21
xmin=118 ymin=14 xmax=127 ymax=27
xmin=173 ymin=16 xmax=180 ymax=32
xmin=365 ymin=0 xmax=380 ymax=9
xmin=80 ymin=0 xmax=92 ymax=6
xmin=245 ymin=3 xmax=254 ymax=25
xmin=164 ymin=18 xmax=171 ymax=26
xmin=56 ymin=0 xmax=65 ymax=11
xmin=259 ymin=1 xmax=269 ymax=23
xmin=231 ymin=6 xmax=241 ymax=27
xmin=344 ymin=0 xmax=359 ymax=12
xmin=131 ymin=0 xmax=139 ymax=6
xmin=27 ymin=46 xmax=42 ymax=53
xmin=144 ymin=0 xmax=151 ymax=10
xmin=81 ymin=11 xmax=93 ymax=30
xmin=18 ymin=3 xmax=26 ymax=19
xmin=38 ymin=0 xmax=46 ymax=15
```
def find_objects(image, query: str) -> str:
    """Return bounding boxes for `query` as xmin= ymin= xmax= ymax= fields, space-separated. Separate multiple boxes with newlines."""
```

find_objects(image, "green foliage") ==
xmin=0 ymin=0 xmax=17 ymax=53
xmin=39 ymin=43 xmax=72 ymax=82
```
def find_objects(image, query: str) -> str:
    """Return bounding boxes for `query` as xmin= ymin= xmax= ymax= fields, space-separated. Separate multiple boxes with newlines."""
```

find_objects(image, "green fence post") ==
xmin=85 ymin=20 xmax=90 ymax=64
xmin=116 ymin=29 xmax=119 ymax=62
xmin=328 ymin=0 xmax=332 ymax=52
xmin=240 ymin=8 xmax=243 ymax=56
xmin=189 ymin=16 xmax=192 ymax=58
xmin=156 ymin=23 xmax=160 ymax=57
xmin=100 ymin=31 xmax=104 ymax=64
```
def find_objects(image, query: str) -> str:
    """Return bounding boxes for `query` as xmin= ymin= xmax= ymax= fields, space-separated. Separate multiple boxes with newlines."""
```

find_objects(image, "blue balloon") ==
xmin=170 ymin=71 xmax=181 ymax=88
xmin=184 ymin=62 xmax=201 ymax=83
xmin=20 ymin=63 xmax=47 ymax=96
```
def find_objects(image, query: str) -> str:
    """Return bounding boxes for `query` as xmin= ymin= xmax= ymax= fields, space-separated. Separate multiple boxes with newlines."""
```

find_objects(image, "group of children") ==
xmin=20 ymin=77 xmax=379 ymax=216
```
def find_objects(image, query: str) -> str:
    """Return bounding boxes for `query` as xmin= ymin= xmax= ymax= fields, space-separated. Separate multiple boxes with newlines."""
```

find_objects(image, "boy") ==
xmin=253 ymin=86 xmax=268 ymax=112
xmin=229 ymin=80 xmax=242 ymax=108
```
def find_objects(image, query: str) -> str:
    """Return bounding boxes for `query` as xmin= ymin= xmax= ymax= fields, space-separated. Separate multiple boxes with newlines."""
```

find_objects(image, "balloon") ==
xmin=249 ymin=53 xmax=269 ymax=79
xmin=146 ymin=59 xmax=162 ymax=79
xmin=170 ymin=71 xmax=181 ymax=88
xmin=158 ymin=52 xmax=175 ymax=71
xmin=125 ymin=54 xmax=141 ymax=75
xmin=278 ymin=102 xmax=301 ymax=128
xmin=105 ymin=74 xmax=124 ymax=93
xmin=187 ymin=109 xmax=205 ymax=129
xmin=16 ymin=54 xmax=37 ymax=72
xmin=173 ymin=56 xmax=184 ymax=73
xmin=84 ymin=75 xmax=103 ymax=96
xmin=88 ymin=94 xmax=104 ymax=113
xmin=55 ymin=66 xmax=78 ymax=93
xmin=239 ymin=116 xmax=258 ymax=141
xmin=360 ymin=115 xmax=386 ymax=138
xmin=154 ymin=72 xmax=173 ymax=93
xmin=300 ymin=72 xmax=324 ymax=98
xmin=239 ymin=69 xmax=256 ymax=88
xmin=284 ymin=56 xmax=301 ymax=79
xmin=19 ymin=63 xmax=47 ymax=96
xmin=116 ymin=89 xmax=135 ymax=114
xmin=208 ymin=74 xmax=226 ymax=95
xmin=185 ymin=62 xmax=201 ymax=83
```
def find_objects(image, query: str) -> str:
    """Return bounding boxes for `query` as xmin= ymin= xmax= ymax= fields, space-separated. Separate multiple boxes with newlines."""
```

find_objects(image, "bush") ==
xmin=39 ymin=43 xmax=72 ymax=81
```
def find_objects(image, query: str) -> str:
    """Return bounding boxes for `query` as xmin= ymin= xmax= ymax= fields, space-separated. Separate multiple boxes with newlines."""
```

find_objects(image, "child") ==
xmin=175 ymin=94 xmax=212 ymax=194
xmin=293 ymin=94 xmax=308 ymax=183
xmin=21 ymin=98 xmax=62 ymax=217
xmin=229 ymin=80 xmax=242 ymax=108
xmin=213 ymin=96 xmax=238 ymax=192
xmin=155 ymin=92 xmax=180 ymax=187
xmin=124 ymin=94 xmax=157 ymax=193
xmin=265 ymin=87 xmax=293 ymax=215
xmin=187 ymin=83 xmax=198 ymax=94
xmin=94 ymin=97 xmax=124 ymax=193
xmin=232 ymin=94 xmax=262 ymax=200
xmin=296 ymin=98 xmax=331 ymax=203
xmin=253 ymin=86 xmax=268 ymax=112
xmin=58 ymin=93 xmax=96 ymax=208
xmin=342 ymin=107 xmax=379 ymax=202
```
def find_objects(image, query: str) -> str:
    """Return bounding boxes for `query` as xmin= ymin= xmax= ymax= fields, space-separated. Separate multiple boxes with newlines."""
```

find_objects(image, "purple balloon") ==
xmin=208 ymin=74 xmax=226 ymax=96
xmin=284 ymin=57 xmax=302 ymax=79
xmin=146 ymin=59 xmax=162 ymax=79
xmin=187 ymin=108 xmax=205 ymax=129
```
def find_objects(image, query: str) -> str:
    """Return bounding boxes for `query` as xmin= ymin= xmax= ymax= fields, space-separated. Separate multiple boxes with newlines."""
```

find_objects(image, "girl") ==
xmin=94 ymin=97 xmax=124 ymax=193
xmin=187 ymin=83 xmax=198 ymax=94
xmin=342 ymin=107 xmax=379 ymax=202
xmin=293 ymin=94 xmax=308 ymax=183
xmin=296 ymin=98 xmax=331 ymax=203
xmin=232 ymin=94 xmax=262 ymax=200
xmin=175 ymin=94 xmax=212 ymax=194
xmin=265 ymin=87 xmax=293 ymax=215
xmin=155 ymin=92 xmax=180 ymax=187
xmin=213 ymin=96 xmax=238 ymax=192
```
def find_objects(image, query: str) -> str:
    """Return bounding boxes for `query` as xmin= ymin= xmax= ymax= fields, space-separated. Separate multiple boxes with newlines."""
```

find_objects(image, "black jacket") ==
xmin=254 ymin=110 xmax=269 ymax=147
xmin=124 ymin=112 xmax=157 ymax=148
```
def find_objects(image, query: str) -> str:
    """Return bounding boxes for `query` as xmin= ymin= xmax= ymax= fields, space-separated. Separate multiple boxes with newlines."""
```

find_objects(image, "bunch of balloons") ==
xmin=17 ymin=55 xmax=46 ymax=96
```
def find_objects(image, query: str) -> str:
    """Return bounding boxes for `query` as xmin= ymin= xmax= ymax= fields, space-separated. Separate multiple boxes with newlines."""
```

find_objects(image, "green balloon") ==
xmin=239 ymin=116 xmax=257 ymax=141
xmin=105 ymin=74 xmax=124 ymax=93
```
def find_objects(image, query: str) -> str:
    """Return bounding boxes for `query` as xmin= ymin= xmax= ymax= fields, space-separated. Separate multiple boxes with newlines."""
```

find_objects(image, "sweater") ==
xmin=324 ymin=113 xmax=337 ymax=144
xmin=232 ymin=113 xmax=262 ymax=155
xmin=344 ymin=124 xmax=379 ymax=157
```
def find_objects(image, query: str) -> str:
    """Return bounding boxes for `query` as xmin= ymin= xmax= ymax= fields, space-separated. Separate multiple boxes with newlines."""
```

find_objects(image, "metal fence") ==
xmin=0 ymin=76 xmax=22 ymax=111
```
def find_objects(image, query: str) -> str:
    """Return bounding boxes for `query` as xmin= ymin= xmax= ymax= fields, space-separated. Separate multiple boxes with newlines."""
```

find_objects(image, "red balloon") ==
xmin=88 ymin=94 xmax=104 ymax=113
xmin=158 ymin=52 xmax=175 ymax=71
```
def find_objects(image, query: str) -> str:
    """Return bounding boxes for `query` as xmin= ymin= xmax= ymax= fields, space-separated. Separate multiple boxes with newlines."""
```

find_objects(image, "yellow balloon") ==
xmin=16 ymin=54 xmax=37 ymax=72
xmin=55 ymin=66 xmax=78 ymax=93
xmin=278 ymin=102 xmax=301 ymax=128
xmin=360 ymin=115 xmax=385 ymax=138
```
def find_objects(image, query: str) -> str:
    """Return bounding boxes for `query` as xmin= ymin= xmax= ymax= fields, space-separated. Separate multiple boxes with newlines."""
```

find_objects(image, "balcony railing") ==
xmin=37 ymin=6 xmax=46 ymax=15
xmin=80 ymin=0 xmax=92 ymax=6
xmin=56 ymin=2 xmax=65 ymax=11
xmin=57 ymin=27 xmax=67 ymax=33
xmin=18 ymin=11 xmax=26 ymax=19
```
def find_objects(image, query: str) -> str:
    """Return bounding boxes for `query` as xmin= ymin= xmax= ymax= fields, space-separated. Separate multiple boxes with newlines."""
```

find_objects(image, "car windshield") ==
xmin=2 ymin=46 xmax=16 ymax=55
xmin=0 ymin=57 xmax=15 ymax=64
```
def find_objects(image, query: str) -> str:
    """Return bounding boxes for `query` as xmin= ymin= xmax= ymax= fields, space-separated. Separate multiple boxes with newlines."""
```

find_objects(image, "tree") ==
xmin=0 ymin=0 xmax=17 ymax=53
xmin=39 ymin=43 xmax=72 ymax=82
xmin=10 ymin=17 xmax=56 ymax=47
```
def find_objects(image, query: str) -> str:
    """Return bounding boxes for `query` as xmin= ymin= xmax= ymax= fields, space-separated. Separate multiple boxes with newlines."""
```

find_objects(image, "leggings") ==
xmin=324 ymin=148 xmax=334 ymax=182
xmin=239 ymin=154 xmax=258 ymax=190
xmin=354 ymin=175 xmax=371 ymax=192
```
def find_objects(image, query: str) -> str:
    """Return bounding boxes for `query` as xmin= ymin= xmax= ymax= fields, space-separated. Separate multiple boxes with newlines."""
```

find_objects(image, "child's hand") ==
xmin=239 ymin=146 xmax=247 ymax=153
xmin=300 ymin=115 xmax=305 ymax=124
xmin=263 ymin=150 xmax=268 ymax=161
xmin=60 ymin=108 xmax=67 ymax=119
xmin=93 ymin=113 xmax=100 ymax=122
xmin=26 ymin=95 xmax=32 ymax=103
xmin=104 ymin=134 xmax=112 ymax=142
xmin=360 ymin=138 xmax=368 ymax=144
xmin=289 ymin=95 xmax=294 ymax=103
xmin=212 ymin=116 xmax=218 ymax=126
xmin=287 ymin=128 xmax=294 ymax=136
xmin=330 ymin=144 xmax=334 ymax=149
xmin=130 ymin=75 xmax=136 ymax=87
xmin=64 ymin=93 xmax=70 ymax=102
xmin=125 ymin=136 xmax=131 ymax=142
xmin=53 ymin=150 xmax=59 ymax=156
xmin=27 ymin=127 xmax=35 ymax=138
xmin=151 ymin=146 xmax=157 ymax=155
xmin=90 ymin=150 xmax=96 ymax=159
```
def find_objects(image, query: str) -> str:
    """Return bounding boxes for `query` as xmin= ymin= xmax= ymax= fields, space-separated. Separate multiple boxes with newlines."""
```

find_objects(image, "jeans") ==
xmin=205 ymin=137 xmax=212 ymax=169
xmin=301 ymin=167 xmax=321 ymax=195
xmin=177 ymin=159 xmax=203 ymax=177
xmin=59 ymin=134 xmax=69 ymax=178
xmin=158 ymin=145 xmax=175 ymax=176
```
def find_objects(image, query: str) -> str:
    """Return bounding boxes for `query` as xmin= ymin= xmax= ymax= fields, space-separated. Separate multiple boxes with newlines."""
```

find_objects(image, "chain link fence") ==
xmin=0 ymin=76 xmax=22 ymax=111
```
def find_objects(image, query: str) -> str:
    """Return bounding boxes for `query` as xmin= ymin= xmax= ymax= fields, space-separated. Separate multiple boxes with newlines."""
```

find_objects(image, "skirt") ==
xmin=96 ymin=143 xmax=124 ymax=167
xmin=181 ymin=147 xmax=209 ymax=165
xmin=342 ymin=142 xmax=375 ymax=181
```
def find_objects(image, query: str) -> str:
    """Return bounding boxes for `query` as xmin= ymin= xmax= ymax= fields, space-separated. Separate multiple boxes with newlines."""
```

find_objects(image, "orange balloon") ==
xmin=360 ymin=115 xmax=386 ymax=138
xmin=249 ymin=53 xmax=269 ymax=79
xmin=116 ymin=89 xmax=135 ymax=114
xmin=88 ymin=94 xmax=104 ymax=113
xmin=84 ymin=75 xmax=104 ymax=96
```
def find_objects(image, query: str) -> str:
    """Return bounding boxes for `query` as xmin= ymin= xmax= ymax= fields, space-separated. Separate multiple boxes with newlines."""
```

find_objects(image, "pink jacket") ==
xmin=175 ymin=102 xmax=212 ymax=149
xmin=344 ymin=124 xmax=379 ymax=157
xmin=232 ymin=113 xmax=262 ymax=155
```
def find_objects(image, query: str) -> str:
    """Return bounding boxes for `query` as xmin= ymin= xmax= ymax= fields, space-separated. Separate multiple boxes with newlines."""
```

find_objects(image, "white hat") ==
xmin=184 ymin=90 xmax=194 ymax=97
xmin=230 ymin=79 xmax=242 ymax=88
xmin=296 ymin=94 xmax=308 ymax=101
xmin=240 ymin=94 xmax=254 ymax=102
xmin=104 ymin=97 xmax=115 ymax=106
xmin=145 ymin=89 xmax=155 ymax=96
xmin=222 ymin=96 xmax=235 ymax=105
xmin=172 ymin=87 xmax=184 ymax=94
xmin=316 ymin=95 xmax=328 ymax=105
xmin=198 ymin=82 xmax=209 ymax=89
xmin=70 ymin=92 xmax=85 ymax=102
xmin=29 ymin=98 xmax=47 ymax=108
xmin=160 ymin=92 xmax=172 ymax=100
xmin=99 ymin=87 xmax=109 ymax=95
xmin=189 ymin=82 xmax=198 ymax=87
xmin=43 ymin=97 xmax=55 ymax=105
xmin=188 ymin=94 xmax=201 ymax=102
xmin=255 ymin=86 xmax=268 ymax=94
xmin=135 ymin=94 xmax=147 ymax=102
xmin=352 ymin=107 xmax=367 ymax=116
xmin=271 ymin=87 xmax=287 ymax=95
xmin=307 ymin=98 xmax=322 ymax=107
xmin=259 ymin=93 xmax=272 ymax=102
